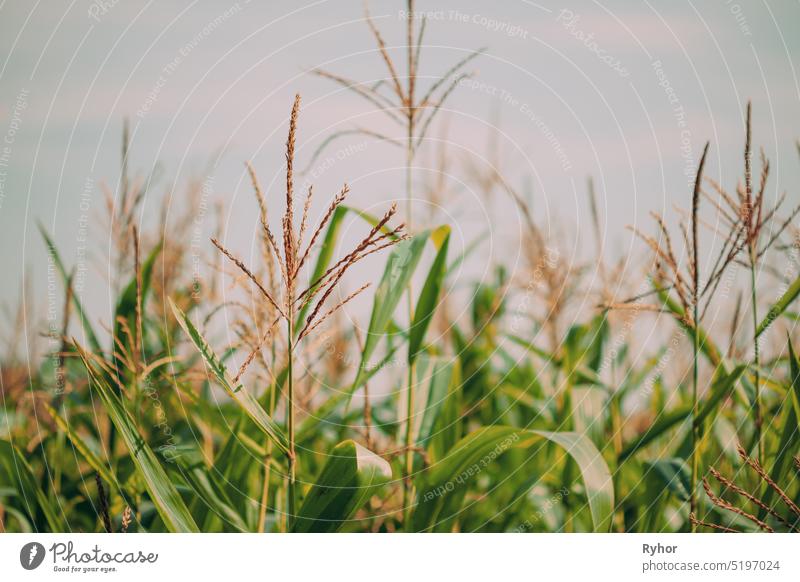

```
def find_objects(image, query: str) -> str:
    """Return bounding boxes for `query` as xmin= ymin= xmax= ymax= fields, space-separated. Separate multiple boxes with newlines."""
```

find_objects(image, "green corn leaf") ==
xmin=75 ymin=344 xmax=199 ymax=532
xmin=113 ymin=240 xmax=162 ymax=345
xmin=408 ymin=226 xmax=450 ymax=364
xmin=505 ymin=333 xmax=608 ymax=389
xmin=657 ymin=287 xmax=723 ymax=368
xmin=619 ymin=365 xmax=745 ymax=461
xmin=2 ymin=505 xmax=33 ymax=532
xmin=298 ymin=342 xmax=402 ymax=440
xmin=756 ymin=276 xmax=800 ymax=338
xmin=619 ymin=407 xmax=690 ymax=462
xmin=350 ymin=232 xmax=429 ymax=393
xmin=293 ymin=440 xmax=392 ymax=532
xmin=428 ymin=360 xmax=463 ymax=463
xmin=170 ymin=299 xmax=289 ymax=455
xmin=412 ymin=426 xmax=614 ymax=532
xmin=294 ymin=205 xmax=347 ymax=329
xmin=617 ymin=349 xmax=666 ymax=400
xmin=294 ymin=205 xmax=403 ymax=332
xmin=344 ymin=206 xmax=405 ymax=239
xmin=46 ymin=405 xmax=120 ymax=495
xmin=446 ymin=229 xmax=488 ymax=275
xmin=411 ymin=356 xmax=456 ymax=454
xmin=38 ymin=222 xmax=101 ymax=351
xmin=760 ymin=338 xmax=800 ymax=515
xmin=172 ymin=450 xmax=248 ymax=532
xmin=0 ymin=440 xmax=65 ymax=531
xmin=572 ymin=387 xmax=607 ymax=448
xmin=694 ymin=365 xmax=747 ymax=426
xmin=413 ymin=358 xmax=458 ymax=448
xmin=644 ymin=458 xmax=691 ymax=502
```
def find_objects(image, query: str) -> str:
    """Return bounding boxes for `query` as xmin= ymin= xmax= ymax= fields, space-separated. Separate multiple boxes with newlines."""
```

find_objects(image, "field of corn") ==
xmin=2 ymin=3 xmax=800 ymax=534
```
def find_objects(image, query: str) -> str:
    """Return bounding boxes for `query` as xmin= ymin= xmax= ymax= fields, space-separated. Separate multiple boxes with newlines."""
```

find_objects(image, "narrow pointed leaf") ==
xmin=760 ymin=338 xmax=800 ymax=515
xmin=114 ymin=240 xmax=162 ymax=342
xmin=38 ymin=223 xmax=101 ymax=351
xmin=173 ymin=450 xmax=248 ymax=532
xmin=46 ymin=405 xmax=120 ymax=494
xmin=350 ymin=232 xmax=428 ymax=392
xmin=75 ymin=345 xmax=199 ymax=532
xmin=409 ymin=227 xmax=450 ymax=364
xmin=756 ymin=276 xmax=800 ymax=338
xmin=0 ymin=440 xmax=65 ymax=531
xmin=619 ymin=365 xmax=745 ymax=461
xmin=412 ymin=357 xmax=456 ymax=451
xmin=294 ymin=205 xmax=403 ymax=332
xmin=657 ymin=287 xmax=723 ymax=367
xmin=644 ymin=458 xmax=691 ymax=502
xmin=170 ymin=299 xmax=289 ymax=455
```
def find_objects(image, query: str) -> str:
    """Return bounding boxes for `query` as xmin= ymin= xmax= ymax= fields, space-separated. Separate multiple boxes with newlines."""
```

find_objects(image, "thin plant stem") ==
xmin=286 ymin=318 xmax=296 ymax=531
xmin=744 ymin=101 xmax=764 ymax=465
xmin=402 ymin=0 xmax=417 ymax=528
xmin=749 ymin=254 xmax=763 ymax=463
xmin=258 ymin=373 xmax=278 ymax=533
xmin=690 ymin=300 xmax=700 ymax=532
xmin=403 ymin=358 xmax=416 ymax=526
xmin=402 ymin=152 xmax=417 ymax=526
xmin=258 ymin=430 xmax=275 ymax=532
xmin=689 ymin=142 xmax=709 ymax=531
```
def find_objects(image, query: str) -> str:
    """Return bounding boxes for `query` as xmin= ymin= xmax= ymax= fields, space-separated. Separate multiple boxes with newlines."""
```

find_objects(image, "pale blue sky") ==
xmin=1 ymin=0 xmax=799 ymax=329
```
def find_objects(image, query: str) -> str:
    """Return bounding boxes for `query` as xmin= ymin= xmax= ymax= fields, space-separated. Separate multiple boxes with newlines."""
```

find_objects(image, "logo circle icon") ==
xmin=20 ymin=542 xmax=46 ymax=570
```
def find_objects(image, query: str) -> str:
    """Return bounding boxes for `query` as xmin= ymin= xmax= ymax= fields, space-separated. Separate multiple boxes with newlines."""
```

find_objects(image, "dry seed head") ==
xmin=708 ymin=466 xmax=793 ymax=529
xmin=286 ymin=94 xmax=300 ymax=217
xmin=295 ymin=184 xmax=349 ymax=277
xmin=702 ymin=476 xmax=774 ymax=532
xmin=689 ymin=512 xmax=740 ymax=533
xmin=298 ymin=282 xmax=370 ymax=341
xmin=744 ymin=100 xmax=752 ymax=205
xmin=121 ymin=506 xmax=132 ymax=533
xmin=298 ymin=185 xmax=313 ymax=249
xmin=737 ymin=442 xmax=800 ymax=517
xmin=211 ymin=93 xmax=405 ymax=384
xmin=691 ymin=142 xmax=710 ymax=298
xmin=283 ymin=94 xmax=302 ymax=283
xmin=211 ymin=237 xmax=285 ymax=318
xmin=246 ymin=161 xmax=279 ymax=295
xmin=312 ymin=3 xmax=483 ymax=166
xmin=364 ymin=2 xmax=405 ymax=104
xmin=95 ymin=473 xmax=112 ymax=533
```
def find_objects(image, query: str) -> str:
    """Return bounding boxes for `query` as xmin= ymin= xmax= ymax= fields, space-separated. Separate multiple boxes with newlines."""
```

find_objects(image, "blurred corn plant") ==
xmin=2 ymin=27 xmax=800 ymax=536
xmin=0 ymin=91 xmax=618 ymax=534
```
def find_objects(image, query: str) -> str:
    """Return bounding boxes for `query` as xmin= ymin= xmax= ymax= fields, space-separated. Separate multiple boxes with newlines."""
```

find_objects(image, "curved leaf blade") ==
xmin=170 ymin=299 xmax=289 ymax=455
xmin=172 ymin=450 xmax=248 ymax=532
xmin=760 ymin=338 xmax=800 ymax=515
xmin=756 ymin=276 xmax=800 ymax=338
xmin=46 ymin=405 xmax=120 ymax=495
xmin=412 ymin=426 xmax=614 ymax=532
xmin=619 ymin=365 xmax=746 ymax=461
xmin=75 ymin=344 xmax=199 ymax=532
xmin=0 ymin=440 xmax=65 ymax=531
xmin=350 ymin=232 xmax=428 ymax=392
xmin=38 ymin=223 xmax=101 ymax=351
xmin=293 ymin=440 xmax=391 ymax=532
xmin=644 ymin=458 xmax=691 ymax=502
